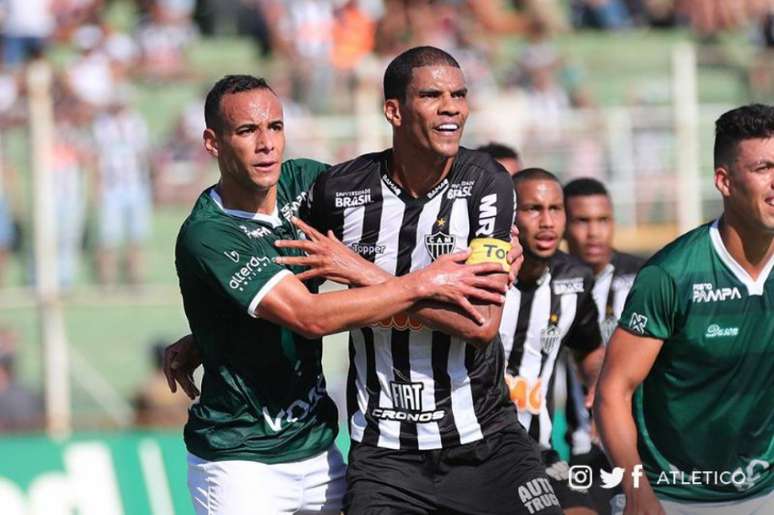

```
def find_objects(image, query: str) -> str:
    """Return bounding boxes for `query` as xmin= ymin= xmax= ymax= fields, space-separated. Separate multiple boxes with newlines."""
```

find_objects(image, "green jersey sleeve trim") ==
xmin=247 ymin=269 xmax=293 ymax=318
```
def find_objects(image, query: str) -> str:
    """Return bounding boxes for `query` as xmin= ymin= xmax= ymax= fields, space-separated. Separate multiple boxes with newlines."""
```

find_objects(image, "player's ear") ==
xmin=384 ymin=99 xmax=401 ymax=128
xmin=203 ymin=128 xmax=219 ymax=157
xmin=714 ymin=165 xmax=732 ymax=198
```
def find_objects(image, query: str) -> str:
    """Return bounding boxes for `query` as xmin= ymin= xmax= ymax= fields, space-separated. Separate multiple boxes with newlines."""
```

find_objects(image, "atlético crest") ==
xmin=425 ymin=231 xmax=456 ymax=261
xmin=540 ymin=319 xmax=561 ymax=355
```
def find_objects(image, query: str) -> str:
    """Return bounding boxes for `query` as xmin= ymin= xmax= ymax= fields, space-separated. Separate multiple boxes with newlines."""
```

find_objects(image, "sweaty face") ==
xmin=565 ymin=194 xmax=614 ymax=274
xmin=398 ymin=65 xmax=469 ymax=158
xmin=211 ymin=89 xmax=285 ymax=194
xmin=720 ymin=137 xmax=774 ymax=234
xmin=515 ymin=179 xmax=566 ymax=260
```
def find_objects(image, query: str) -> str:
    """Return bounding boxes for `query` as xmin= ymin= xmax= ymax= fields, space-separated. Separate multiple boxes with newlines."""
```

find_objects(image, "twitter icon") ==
xmin=600 ymin=467 xmax=625 ymax=489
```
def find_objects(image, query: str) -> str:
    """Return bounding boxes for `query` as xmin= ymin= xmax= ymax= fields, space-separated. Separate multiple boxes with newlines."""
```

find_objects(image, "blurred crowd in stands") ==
xmin=0 ymin=0 xmax=771 ymax=293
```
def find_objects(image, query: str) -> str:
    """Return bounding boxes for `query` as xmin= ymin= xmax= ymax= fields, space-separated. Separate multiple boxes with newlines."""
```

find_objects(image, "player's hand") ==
xmin=417 ymin=249 xmax=508 ymax=324
xmin=163 ymin=334 xmax=201 ymax=400
xmin=274 ymin=217 xmax=389 ymax=287
xmin=508 ymin=226 xmax=524 ymax=285
xmin=623 ymin=483 xmax=666 ymax=515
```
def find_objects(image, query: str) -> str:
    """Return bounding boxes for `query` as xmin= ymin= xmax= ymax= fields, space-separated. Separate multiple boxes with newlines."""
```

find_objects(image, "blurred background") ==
xmin=0 ymin=0 xmax=771 ymax=513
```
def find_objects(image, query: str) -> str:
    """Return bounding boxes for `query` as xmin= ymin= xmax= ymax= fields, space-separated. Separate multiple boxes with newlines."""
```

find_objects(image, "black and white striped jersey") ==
xmin=300 ymin=147 xmax=518 ymax=451
xmin=499 ymin=251 xmax=602 ymax=448
xmin=562 ymin=250 xmax=644 ymax=455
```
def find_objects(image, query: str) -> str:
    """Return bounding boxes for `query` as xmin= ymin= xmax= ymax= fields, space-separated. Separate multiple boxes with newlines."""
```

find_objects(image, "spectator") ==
xmin=51 ymin=96 xmax=91 ymax=290
xmin=65 ymin=24 xmax=114 ymax=112
xmin=571 ymin=0 xmax=633 ymax=30
xmin=133 ymin=340 xmax=191 ymax=427
xmin=0 ymin=327 xmax=44 ymax=432
xmin=135 ymin=0 xmax=197 ymax=81
xmin=92 ymin=90 xmax=152 ymax=286
xmin=0 ymin=0 xmax=55 ymax=68
xmin=151 ymin=100 xmax=214 ymax=205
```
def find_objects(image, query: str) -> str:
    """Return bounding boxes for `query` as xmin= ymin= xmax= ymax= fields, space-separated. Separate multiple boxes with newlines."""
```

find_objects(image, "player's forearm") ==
xmin=409 ymin=302 xmax=500 ymax=347
xmin=295 ymin=275 xmax=427 ymax=338
xmin=594 ymin=379 xmax=646 ymax=493
xmin=576 ymin=346 xmax=605 ymax=389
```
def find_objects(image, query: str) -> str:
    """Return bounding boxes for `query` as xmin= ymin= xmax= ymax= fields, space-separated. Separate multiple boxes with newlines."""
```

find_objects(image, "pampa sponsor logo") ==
xmin=692 ymin=283 xmax=742 ymax=303
xmin=239 ymin=224 xmax=273 ymax=240
xmin=350 ymin=242 xmax=385 ymax=257
xmin=552 ymin=277 xmax=584 ymax=295
xmin=229 ymin=256 xmax=271 ymax=291
xmin=705 ymin=324 xmax=739 ymax=338
xmin=335 ymin=189 xmax=371 ymax=208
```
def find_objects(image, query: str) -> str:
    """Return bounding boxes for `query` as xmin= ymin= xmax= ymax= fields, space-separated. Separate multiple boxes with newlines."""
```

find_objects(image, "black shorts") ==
xmin=541 ymin=448 xmax=596 ymax=511
xmin=345 ymin=428 xmax=563 ymax=515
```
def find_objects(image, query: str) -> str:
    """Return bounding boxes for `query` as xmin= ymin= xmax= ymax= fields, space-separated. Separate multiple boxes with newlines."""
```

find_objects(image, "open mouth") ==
xmin=434 ymin=123 xmax=460 ymax=135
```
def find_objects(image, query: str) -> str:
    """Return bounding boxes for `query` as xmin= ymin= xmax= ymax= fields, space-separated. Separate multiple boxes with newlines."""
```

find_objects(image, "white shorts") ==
xmin=611 ymin=489 xmax=774 ymax=515
xmin=187 ymin=444 xmax=346 ymax=515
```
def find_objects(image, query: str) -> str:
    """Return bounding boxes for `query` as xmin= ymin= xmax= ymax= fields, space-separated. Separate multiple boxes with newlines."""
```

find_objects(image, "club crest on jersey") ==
xmin=425 ymin=231 xmax=456 ymax=261
xmin=540 ymin=315 xmax=561 ymax=355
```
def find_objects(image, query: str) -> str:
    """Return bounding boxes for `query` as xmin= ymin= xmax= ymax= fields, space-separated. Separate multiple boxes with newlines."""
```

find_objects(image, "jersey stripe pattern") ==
xmin=302 ymin=147 xmax=518 ymax=450
xmin=499 ymin=251 xmax=601 ymax=448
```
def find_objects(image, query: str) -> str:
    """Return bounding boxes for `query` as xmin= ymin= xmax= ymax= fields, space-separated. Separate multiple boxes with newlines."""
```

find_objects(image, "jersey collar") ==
xmin=709 ymin=218 xmax=774 ymax=296
xmin=209 ymin=188 xmax=283 ymax=228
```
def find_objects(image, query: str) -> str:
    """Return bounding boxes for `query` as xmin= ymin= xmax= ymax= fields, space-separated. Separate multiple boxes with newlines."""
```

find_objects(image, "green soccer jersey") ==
xmin=619 ymin=219 xmax=774 ymax=502
xmin=175 ymin=158 xmax=339 ymax=464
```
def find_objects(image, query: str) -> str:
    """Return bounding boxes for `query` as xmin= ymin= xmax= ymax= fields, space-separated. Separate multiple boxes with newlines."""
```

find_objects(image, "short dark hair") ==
xmin=476 ymin=142 xmax=519 ymax=161
xmin=564 ymin=177 xmax=609 ymax=200
xmin=512 ymin=167 xmax=560 ymax=190
xmin=714 ymin=104 xmax=774 ymax=169
xmin=383 ymin=46 xmax=461 ymax=102
xmin=204 ymin=75 xmax=275 ymax=133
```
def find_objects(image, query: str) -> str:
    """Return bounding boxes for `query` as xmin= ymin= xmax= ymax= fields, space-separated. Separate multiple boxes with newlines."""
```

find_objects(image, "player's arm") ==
xmin=276 ymin=217 xmax=514 ymax=347
xmin=594 ymin=264 xmax=674 ymax=515
xmin=257 ymin=250 xmax=505 ymax=339
xmin=594 ymin=328 xmax=665 ymax=515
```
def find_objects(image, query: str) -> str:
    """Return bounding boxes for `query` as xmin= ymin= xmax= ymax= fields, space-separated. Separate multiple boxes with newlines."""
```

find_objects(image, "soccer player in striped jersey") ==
xmin=168 ymin=75 xmax=512 ymax=515
xmin=561 ymin=177 xmax=645 ymax=515
xmin=500 ymin=168 xmax=607 ymax=515
xmin=596 ymin=105 xmax=774 ymax=514
xmin=282 ymin=46 xmax=562 ymax=515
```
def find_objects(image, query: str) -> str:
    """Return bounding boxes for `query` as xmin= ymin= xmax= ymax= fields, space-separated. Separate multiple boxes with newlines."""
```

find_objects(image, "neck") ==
xmin=389 ymin=141 xmax=454 ymax=197
xmin=518 ymin=255 xmax=549 ymax=284
xmin=592 ymin=256 xmax=612 ymax=277
xmin=216 ymin=179 xmax=277 ymax=216
xmin=718 ymin=214 xmax=774 ymax=280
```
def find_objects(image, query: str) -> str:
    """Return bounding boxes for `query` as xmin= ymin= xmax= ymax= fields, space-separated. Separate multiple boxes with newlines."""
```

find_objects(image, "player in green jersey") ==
xmin=174 ymin=74 xmax=512 ymax=515
xmin=595 ymin=103 xmax=774 ymax=515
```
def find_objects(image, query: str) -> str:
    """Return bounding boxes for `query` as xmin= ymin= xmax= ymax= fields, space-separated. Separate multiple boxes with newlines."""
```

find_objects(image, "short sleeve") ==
xmin=176 ymin=222 xmax=291 ymax=317
xmin=618 ymin=265 xmax=676 ymax=340
xmin=469 ymin=167 xmax=515 ymax=243
xmin=565 ymin=277 xmax=603 ymax=352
